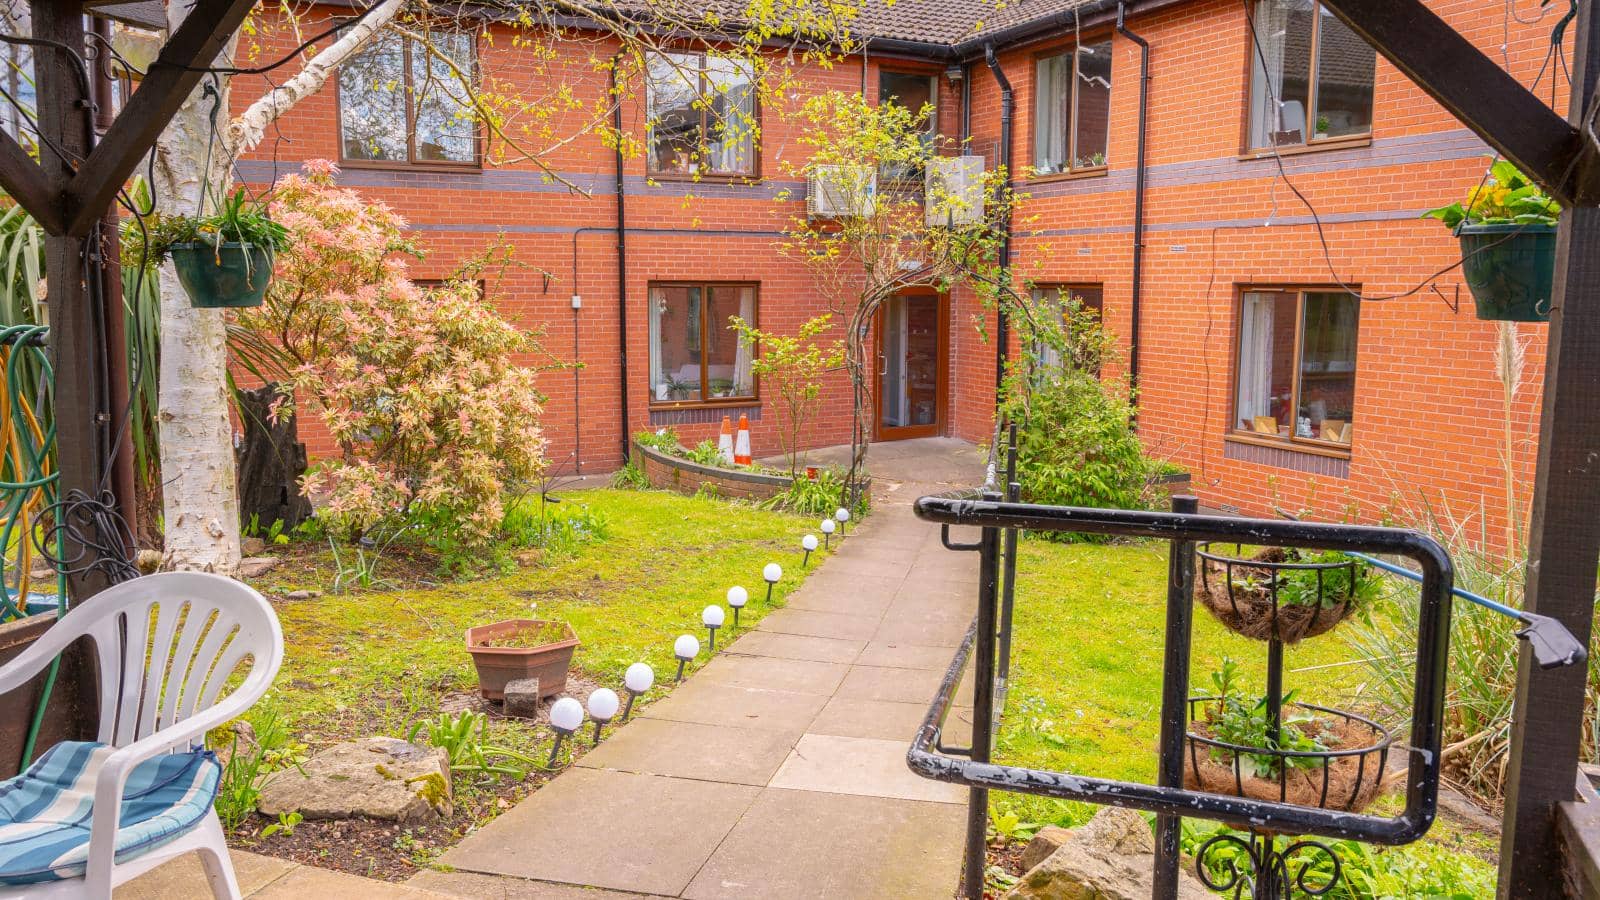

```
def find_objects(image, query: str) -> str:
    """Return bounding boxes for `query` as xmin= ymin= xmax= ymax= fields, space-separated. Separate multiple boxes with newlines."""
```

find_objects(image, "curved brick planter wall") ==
xmin=633 ymin=441 xmax=793 ymax=502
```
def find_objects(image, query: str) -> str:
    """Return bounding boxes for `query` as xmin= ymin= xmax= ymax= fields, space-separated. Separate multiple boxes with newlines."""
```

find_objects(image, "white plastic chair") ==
xmin=0 ymin=572 xmax=283 ymax=899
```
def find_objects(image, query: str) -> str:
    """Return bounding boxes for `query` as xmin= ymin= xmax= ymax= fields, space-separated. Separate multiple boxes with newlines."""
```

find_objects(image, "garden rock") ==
xmin=1019 ymin=825 xmax=1074 ymax=872
xmin=503 ymin=677 xmax=541 ymax=719
xmin=238 ymin=556 xmax=280 ymax=578
xmin=282 ymin=589 xmax=321 ymax=601
xmin=1004 ymin=808 xmax=1210 ymax=900
xmin=258 ymin=736 xmax=452 ymax=824
xmin=241 ymin=537 xmax=266 ymax=556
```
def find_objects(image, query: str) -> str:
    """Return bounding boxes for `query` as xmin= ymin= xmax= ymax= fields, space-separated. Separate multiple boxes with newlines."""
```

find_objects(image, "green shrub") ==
xmin=634 ymin=428 xmax=679 ymax=453
xmin=611 ymin=460 xmax=650 ymax=490
xmin=761 ymin=468 xmax=865 ymax=518
xmin=684 ymin=440 xmax=725 ymax=467
xmin=1004 ymin=368 xmax=1157 ymax=536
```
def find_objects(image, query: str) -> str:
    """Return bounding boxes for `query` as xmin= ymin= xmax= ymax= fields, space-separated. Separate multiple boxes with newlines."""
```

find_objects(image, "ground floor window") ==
xmin=1031 ymin=284 xmax=1104 ymax=373
xmin=1234 ymin=287 xmax=1359 ymax=449
xmin=648 ymin=283 xmax=757 ymax=405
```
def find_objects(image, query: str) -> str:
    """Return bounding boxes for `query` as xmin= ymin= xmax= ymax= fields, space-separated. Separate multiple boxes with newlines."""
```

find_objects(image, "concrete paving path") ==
xmin=414 ymin=438 xmax=987 ymax=900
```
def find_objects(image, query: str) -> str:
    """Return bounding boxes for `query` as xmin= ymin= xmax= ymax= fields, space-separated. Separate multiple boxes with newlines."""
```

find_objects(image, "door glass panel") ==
xmin=879 ymin=295 xmax=939 ymax=431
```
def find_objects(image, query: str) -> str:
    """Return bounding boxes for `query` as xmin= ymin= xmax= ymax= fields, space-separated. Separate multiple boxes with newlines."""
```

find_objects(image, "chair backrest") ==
xmin=65 ymin=572 xmax=284 ymax=747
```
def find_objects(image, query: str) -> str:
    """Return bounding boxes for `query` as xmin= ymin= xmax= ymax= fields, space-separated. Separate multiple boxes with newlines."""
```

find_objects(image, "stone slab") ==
xmin=438 ymin=768 xmax=759 ymax=896
xmin=409 ymin=869 xmax=673 ymax=898
xmin=768 ymin=734 xmax=965 ymax=804
xmin=684 ymin=788 xmax=965 ymax=900
xmin=869 ymin=612 xmax=974 ymax=648
xmin=638 ymin=680 xmax=828 ymax=735
xmin=818 ymin=554 xmax=914 ymax=580
xmin=251 ymin=865 xmax=451 ymax=899
xmin=781 ymin=580 xmax=897 ymax=617
xmin=694 ymin=654 xmax=850 ymax=696
xmin=836 ymin=664 xmax=973 ymax=707
xmin=807 ymin=696 xmax=973 ymax=744
xmin=576 ymin=717 xmax=796 ymax=786
xmin=724 ymin=630 xmax=863 ymax=664
xmin=855 ymin=640 xmax=966 ymax=670
xmin=756 ymin=608 xmax=880 ymax=642
xmin=119 ymin=850 xmax=297 ymax=899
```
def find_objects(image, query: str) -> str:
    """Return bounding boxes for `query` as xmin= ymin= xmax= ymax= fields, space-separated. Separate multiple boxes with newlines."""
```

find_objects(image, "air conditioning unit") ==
xmin=806 ymin=165 xmax=876 ymax=219
xmin=925 ymin=155 xmax=986 ymax=227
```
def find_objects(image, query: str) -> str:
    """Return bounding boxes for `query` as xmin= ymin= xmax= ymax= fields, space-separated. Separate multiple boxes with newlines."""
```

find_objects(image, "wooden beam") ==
xmin=0 ymin=133 xmax=61 ymax=234
xmin=1500 ymin=3 xmax=1600 ymax=896
xmin=63 ymin=0 xmax=255 ymax=235
xmin=1319 ymin=0 xmax=1589 ymax=207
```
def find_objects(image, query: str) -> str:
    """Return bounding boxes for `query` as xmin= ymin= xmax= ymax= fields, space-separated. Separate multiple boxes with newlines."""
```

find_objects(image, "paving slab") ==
xmin=856 ymin=640 xmax=967 ymax=670
xmin=693 ymin=653 xmax=851 ymax=695
xmin=870 ymin=611 xmax=974 ymax=648
xmin=119 ymin=850 xmax=298 ymax=898
xmin=781 ymin=579 xmax=897 ymax=616
xmin=723 ymin=630 xmax=863 ymax=664
xmin=438 ymin=768 xmax=759 ymax=896
xmin=410 ymin=869 xmax=673 ymax=898
xmin=818 ymin=553 xmax=915 ymax=580
xmin=836 ymin=664 xmax=972 ymax=707
xmin=807 ymin=696 xmax=973 ymax=744
xmin=683 ymin=789 xmax=964 ymax=900
xmin=756 ymin=607 xmax=881 ymax=642
xmin=252 ymin=865 xmax=451 ymax=899
xmin=638 ymin=680 xmax=829 ymax=734
xmin=768 ymin=734 xmax=966 ymax=804
xmin=577 ymin=717 xmax=796 ymax=786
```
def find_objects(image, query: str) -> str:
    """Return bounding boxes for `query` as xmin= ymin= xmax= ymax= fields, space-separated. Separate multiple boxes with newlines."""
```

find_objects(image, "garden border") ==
xmin=632 ymin=440 xmax=793 ymax=502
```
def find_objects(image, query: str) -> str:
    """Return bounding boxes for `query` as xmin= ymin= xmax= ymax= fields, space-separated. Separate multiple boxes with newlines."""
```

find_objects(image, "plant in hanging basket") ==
xmin=1195 ymin=543 xmax=1379 ymax=643
xmin=1184 ymin=660 xmax=1392 ymax=812
xmin=464 ymin=618 xmax=578 ymax=700
xmin=137 ymin=187 xmax=289 ymax=309
xmin=1424 ymin=159 xmax=1559 ymax=322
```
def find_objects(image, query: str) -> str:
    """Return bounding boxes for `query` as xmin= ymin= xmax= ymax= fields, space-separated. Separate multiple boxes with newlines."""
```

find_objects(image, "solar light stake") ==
xmin=674 ymin=634 xmax=700 ymax=682
xmin=726 ymin=586 xmax=748 ymax=626
xmin=547 ymin=697 xmax=584 ymax=767
xmin=622 ymin=662 xmax=654 ymax=720
xmin=587 ymin=689 xmax=620 ymax=745
xmin=703 ymin=604 xmax=725 ymax=650
xmin=821 ymin=518 xmax=836 ymax=549
xmin=835 ymin=507 xmax=851 ymax=534
xmin=763 ymin=563 xmax=783 ymax=603
xmin=801 ymin=534 xmax=818 ymax=566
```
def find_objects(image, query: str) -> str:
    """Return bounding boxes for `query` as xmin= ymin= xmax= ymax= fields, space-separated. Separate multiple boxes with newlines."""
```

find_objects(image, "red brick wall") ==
xmin=230 ymin=1 xmax=1555 ymax=550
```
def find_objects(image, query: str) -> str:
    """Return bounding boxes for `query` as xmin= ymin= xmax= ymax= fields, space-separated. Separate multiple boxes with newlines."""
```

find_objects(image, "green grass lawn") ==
xmin=992 ymin=538 xmax=1497 ymax=895
xmin=248 ymin=486 xmax=825 ymax=752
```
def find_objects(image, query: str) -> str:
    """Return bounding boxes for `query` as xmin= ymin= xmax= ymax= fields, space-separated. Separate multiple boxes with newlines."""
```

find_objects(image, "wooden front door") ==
xmin=874 ymin=291 xmax=947 ymax=441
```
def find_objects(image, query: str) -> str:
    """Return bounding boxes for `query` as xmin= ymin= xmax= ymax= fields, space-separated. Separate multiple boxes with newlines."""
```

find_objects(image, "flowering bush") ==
xmin=243 ymin=161 xmax=547 ymax=551
xmin=1424 ymin=159 xmax=1560 ymax=229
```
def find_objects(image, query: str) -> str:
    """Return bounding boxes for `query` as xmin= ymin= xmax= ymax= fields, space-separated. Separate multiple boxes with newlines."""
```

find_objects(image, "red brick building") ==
xmin=233 ymin=0 xmax=1557 ymax=539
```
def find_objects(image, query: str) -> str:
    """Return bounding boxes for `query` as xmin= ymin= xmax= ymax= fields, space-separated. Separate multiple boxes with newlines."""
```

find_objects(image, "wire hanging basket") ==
xmin=1195 ymin=543 xmax=1365 ymax=643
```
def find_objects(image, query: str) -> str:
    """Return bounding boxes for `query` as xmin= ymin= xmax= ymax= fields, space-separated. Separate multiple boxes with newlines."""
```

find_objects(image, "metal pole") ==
xmin=1153 ymin=494 xmax=1199 ymax=898
xmin=997 ymin=422 xmax=1020 ymax=707
xmin=963 ymin=494 xmax=1002 ymax=900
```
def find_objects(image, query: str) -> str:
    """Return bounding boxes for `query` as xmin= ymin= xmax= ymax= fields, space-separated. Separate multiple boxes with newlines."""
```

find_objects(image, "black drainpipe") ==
xmin=1117 ymin=2 xmax=1149 ymax=406
xmin=612 ymin=63 xmax=632 ymax=461
xmin=983 ymin=44 xmax=1014 ymax=400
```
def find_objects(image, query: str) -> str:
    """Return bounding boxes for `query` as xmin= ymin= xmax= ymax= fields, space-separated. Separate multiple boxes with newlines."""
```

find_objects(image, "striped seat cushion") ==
xmin=0 ymin=741 xmax=220 ymax=883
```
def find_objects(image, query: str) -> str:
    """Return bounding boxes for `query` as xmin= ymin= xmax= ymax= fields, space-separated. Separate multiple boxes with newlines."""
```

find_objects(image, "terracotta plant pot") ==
xmin=464 ymin=619 xmax=579 ymax=700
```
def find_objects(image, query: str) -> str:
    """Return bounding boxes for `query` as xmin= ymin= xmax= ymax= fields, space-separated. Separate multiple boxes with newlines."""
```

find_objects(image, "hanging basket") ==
xmin=1458 ymin=223 xmax=1555 ymax=322
xmin=1185 ymin=698 xmax=1392 ymax=812
xmin=1195 ymin=545 xmax=1362 ymax=644
xmin=169 ymin=242 xmax=274 ymax=309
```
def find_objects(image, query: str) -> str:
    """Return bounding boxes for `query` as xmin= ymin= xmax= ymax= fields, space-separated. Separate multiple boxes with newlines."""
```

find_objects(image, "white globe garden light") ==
xmin=622 ymin=662 xmax=654 ymax=720
xmin=703 ymin=604 xmax=726 ymax=650
xmin=727 ymin=586 xmax=749 ymax=625
xmin=835 ymin=507 xmax=851 ymax=534
xmin=821 ymin=517 xmax=837 ymax=548
xmin=762 ymin=562 xmax=783 ymax=603
xmin=801 ymin=534 xmax=819 ymax=567
xmin=547 ymin=696 xmax=585 ymax=766
xmin=674 ymin=634 xmax=701 ymax=682
xmin=587 ymin=688 xmax=621 ymax=744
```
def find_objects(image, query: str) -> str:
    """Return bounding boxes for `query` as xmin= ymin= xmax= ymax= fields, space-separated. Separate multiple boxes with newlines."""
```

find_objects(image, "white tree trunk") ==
xmin=153 ymin=1 xmax=240 ymax=573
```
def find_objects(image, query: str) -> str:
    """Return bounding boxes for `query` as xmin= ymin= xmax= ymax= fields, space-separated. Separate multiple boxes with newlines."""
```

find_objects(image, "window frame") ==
xmin=1030 ymin=38 xmax=1114 ymax=181
xmin=335 ymin=26 xmax=483 ymax=171
xmin=1228 ymin=284 xmax=1360 ymax=459
xmin=647 ymin=281 xmax=761 ymax=409
xmin=643 ymin=51 xmax=762 ymax=182
xmin=1239 ymin=0 xmax=1375 ymax=157
xmin=875 ymin=67 xmax=940 ymax=185
xmin=1031 ymin=282 xmax=1106 ymax=376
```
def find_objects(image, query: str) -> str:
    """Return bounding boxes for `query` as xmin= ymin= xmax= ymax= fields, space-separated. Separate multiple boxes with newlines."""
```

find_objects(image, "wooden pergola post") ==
xmin=1314 ymin=2 xmax=1600 ymax=895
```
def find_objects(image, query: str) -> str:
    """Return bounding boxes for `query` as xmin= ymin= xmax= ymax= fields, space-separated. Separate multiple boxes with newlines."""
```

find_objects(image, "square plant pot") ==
xmin=465 ymin=619 xmax=579 ymax=700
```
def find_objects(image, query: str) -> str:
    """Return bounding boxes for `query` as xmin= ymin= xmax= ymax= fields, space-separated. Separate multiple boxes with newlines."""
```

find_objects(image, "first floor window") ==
xmin=1246 ymin=0 xmax=1375 ymax=150
xmin=1034 ymin=40 xmax=1112 ymax=175
xmin=1032 ymin=284 xmax=1105 ymax=374
xmin=878 ymin=70 xmax=938 ymax=183
xmin=646 ymin=52 xmax=757 ymax=177
xmin=648 ymin=284 xmax=757 ymax=404
xmin=1234 ymin=288 xmax=1359 ymax=447
xmin=339 ymin=29 xmax=478 ymax=166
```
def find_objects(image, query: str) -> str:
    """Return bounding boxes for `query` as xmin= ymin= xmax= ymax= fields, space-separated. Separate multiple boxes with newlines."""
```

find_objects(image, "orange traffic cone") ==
xmin=734 ymin=415 xmax=752 ymax=466
xmin=717 ymin=416 xmax=735 ymax=465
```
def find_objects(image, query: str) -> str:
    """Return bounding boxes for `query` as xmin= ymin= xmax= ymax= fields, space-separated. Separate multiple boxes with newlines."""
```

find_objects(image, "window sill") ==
xmin=648 ymin=398 xmax=761 ymax=411
xmin=1028 ymin=166 xmax=1110 ymax=184
xmin=1236 ymin=135 xmax=1372 ymax=161
xmin=1225 ymin=432 xmax=1351 ymax=460
xmin=338 ymin=158 xmax=484 ymax=174
xmin=644 ymin=172 xmax=763 ymax=186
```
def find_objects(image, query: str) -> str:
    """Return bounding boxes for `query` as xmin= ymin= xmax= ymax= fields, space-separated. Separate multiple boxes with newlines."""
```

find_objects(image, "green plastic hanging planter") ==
xmin=169 ymin=242 xmax=274 ymax=309
xmin=1458 ymin=223 xmax=1556 ymax=322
